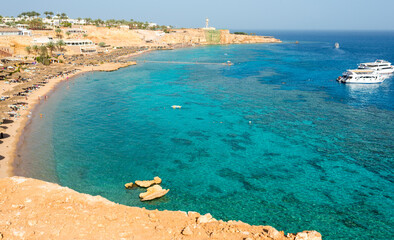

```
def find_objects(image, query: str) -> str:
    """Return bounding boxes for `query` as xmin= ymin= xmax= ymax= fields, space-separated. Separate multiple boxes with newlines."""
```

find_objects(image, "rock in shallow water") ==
xmin=135 ymin=176 xmax=162 ymax=188
xmin=124 ymin=182 xmax=134 ymax=189
xmin=139 ymin=185 xmax=169 ymax=201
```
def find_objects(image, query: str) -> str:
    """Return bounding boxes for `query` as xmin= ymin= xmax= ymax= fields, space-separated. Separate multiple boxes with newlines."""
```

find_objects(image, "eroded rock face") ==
xmin=197 ymin=213 xmax=214 ymax=224
xmin=181 ymin=226 xmax=193 ymax=236
xmin=0 ymin=177 xmax=321 ymax=240
xmin=139 ymin=185 xmax=169 ymax=201
xmin=295 ymin=231 xmax=322 ymax=240
xmin=135 ymin=176 xmax=162 ymax=188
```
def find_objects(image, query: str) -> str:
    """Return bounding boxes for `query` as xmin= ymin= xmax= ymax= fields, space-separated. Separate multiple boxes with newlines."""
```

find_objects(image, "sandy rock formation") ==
xmin=0 ymin=177 xmax=321 ymax=239
xmin=197 ymin=213 xmax=216 ymax=224
xmin=124 ymin=182 xmax=134 ymax=189
xmin=181 ymin=226 xmax=193 ymax=236
xmin=135 ymin=176 xmax=162 ymax=188
xmin=139 ymin=184 xmax=169 ymax=201
xmin=294 ymin=231 xmax=322 ymax=240
xmin=160 ymin=29 xmax=281 ymax=46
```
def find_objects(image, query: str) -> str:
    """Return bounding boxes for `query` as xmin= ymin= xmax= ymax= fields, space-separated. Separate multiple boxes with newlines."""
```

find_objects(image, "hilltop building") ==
xmin=203 ymin=18 xmax=216 ymax=30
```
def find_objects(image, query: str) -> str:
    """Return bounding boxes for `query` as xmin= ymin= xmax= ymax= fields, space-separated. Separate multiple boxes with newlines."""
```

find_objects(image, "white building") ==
xmin=66 ymin=28 xmax=87 ymax=34
xmin=2 ymin=17 xmax=15 ymax=23
xmin=64 ymin=39 xmax=93 ymax=46
xmin=203 ymin=18 xmax=216 ymax=30
xmin=119 ymin=25 xmax=129 ymax=30
xmin=42 ymin=18 xmax=59 ymax=26
xmin=18 ymin=28 xmax=32 ymax=36
xmin=16 ymin=24 xmax=29 ymax=28
xmin=0 ymin=28 xmax=22 ymax=36
xmin=42 ymin=16 xmax=86 ymax=26
xmin=32 ymin=37 xmax=55 ymax=45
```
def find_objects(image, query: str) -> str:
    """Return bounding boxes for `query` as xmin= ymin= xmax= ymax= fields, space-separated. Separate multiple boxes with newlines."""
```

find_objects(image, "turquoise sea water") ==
xmin=17 ymin=31 xmax=393 ymax=239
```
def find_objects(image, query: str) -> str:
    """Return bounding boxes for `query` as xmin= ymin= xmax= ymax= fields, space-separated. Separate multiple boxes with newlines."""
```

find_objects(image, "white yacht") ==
xmin=358 ymin=60 xmax=394 ymax=75
xmin=337 ymin=69 xmax=385 ymax=84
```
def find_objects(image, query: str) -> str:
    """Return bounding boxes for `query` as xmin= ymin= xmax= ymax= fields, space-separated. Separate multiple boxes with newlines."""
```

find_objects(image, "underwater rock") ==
xmin=139 ymin=185 xmax=169 ymax=201
xmin=124 ymin=182 xmax=134 ymax=189
xmin=135 ymin=176 xmax=162 ymax=188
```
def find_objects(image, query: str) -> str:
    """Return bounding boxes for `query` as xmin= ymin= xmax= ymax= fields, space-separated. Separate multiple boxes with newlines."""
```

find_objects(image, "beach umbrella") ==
xmin=0 ymin=113 xmax=8 ymax=123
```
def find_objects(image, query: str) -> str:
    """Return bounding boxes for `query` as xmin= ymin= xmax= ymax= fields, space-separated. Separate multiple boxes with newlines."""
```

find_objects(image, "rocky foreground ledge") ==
xmin=0 ymin=177 xmax=321 ymax=240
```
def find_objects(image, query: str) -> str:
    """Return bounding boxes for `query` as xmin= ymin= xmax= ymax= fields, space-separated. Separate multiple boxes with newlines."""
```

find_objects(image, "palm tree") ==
xmin=56 ymin=40 xmax=65 ymax=52
xmin=46 ymin=42 xmax=55 ymax=56
xmin=32 ymin=45 xmax=39 ymax=55
xmin=60 ymin=13 xmax=68 ymax=24
xmin=44 ymin=11 xmax=53 ymax=19
xmin=25 ymin=46 xmax=31 ymax=55
xmin=39 ymin=45 xmax=48 ymax=57
xmin=66 ymin=31 xmax=71 ymax=38
xmin=84 ymin=18 xmax=92 ymax=25
xmin=55 ymin=28 xmax=62 ymax=38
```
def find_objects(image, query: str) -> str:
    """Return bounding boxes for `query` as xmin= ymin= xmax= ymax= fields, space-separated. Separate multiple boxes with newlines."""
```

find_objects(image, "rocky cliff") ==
xmin=0 ymin=177 xmax=320 ymax=240
xmin=160 ymin=29 xmax=281 ymax=45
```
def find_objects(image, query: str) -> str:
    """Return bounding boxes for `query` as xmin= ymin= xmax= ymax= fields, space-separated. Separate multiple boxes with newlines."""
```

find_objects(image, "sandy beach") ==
xmin=0 ymin=60 xmax=140 ymax=178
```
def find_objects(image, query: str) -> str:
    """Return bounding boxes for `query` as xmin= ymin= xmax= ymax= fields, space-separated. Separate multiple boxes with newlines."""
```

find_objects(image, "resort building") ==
xmin=66 ymin=28 xmax=87 ymax=34
xmin=1 ymin=18 xmax=15 ymax=23
xmin=2 ymin=16 xmax=38 ymax=23
xmin=42 ymin=18 xmax=60 ymax=26
xmin=119 ymin=25 xmax=129 ymax=30
xmin=18 ymin=28 xmax=32 ymax=36
xmin=16 ymin=24 xmax=29 ymax=28
xmin=42 ymin=16 xmax=86 ymax=26
xmin=0 ymin=28 xmax=22 ymax=36
xmin=64 ymin=39 xmax=93 ymax=46
xmin=66 ymin=19 xmax=86 ymax=25
xmin=63 ymin=39 xmax=96 ymax=54
xmin=32 ymin=37 xmax=55 ymax=45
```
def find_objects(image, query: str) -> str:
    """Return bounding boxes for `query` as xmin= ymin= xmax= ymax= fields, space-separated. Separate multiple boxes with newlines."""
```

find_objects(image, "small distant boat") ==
xmin=335 ymin=42 xmax=340 ymax=49
xmin=171 ymin=105 xmax=182 ymax=109
xmin=225 ymin=61 xmax=233 ymax=66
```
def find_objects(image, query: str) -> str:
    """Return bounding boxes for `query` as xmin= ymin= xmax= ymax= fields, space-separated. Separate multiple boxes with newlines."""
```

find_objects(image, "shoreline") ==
xmin=0 ymin=54 xmax=145 ymax=178
xmin=0 ymin=44 xmax=322 ymax=239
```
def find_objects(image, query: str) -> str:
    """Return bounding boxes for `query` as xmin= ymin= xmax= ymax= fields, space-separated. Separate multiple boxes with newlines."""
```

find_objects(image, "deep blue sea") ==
xmin=17 ymin=31 xmax=394 ymax=239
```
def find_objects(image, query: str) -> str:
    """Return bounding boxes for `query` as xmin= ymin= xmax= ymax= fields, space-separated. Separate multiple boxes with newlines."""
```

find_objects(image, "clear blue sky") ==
xmin=1 ymin=0 xmax=394 ymax=30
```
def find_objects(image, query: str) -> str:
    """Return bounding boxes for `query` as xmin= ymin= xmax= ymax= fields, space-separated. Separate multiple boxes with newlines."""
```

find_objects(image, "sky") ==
xmin=1 ymin=0 xmax=394 ymax=30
